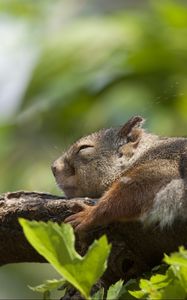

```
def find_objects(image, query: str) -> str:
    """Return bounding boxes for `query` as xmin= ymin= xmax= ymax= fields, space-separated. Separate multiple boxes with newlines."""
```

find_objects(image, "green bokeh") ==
xmin=1 ymin=0 xmax=187 ymax=193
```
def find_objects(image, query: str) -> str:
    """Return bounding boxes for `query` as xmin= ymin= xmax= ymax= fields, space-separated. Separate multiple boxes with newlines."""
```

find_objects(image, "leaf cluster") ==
xmin=130 ymin=247 xmax=187 ymax=300
xmin=19 ymin=219 xmax=187 ymax=300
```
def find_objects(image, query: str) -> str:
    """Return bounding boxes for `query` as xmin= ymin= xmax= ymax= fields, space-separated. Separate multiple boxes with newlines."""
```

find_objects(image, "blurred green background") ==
xmin=0 ymin=0 xmax=187 ymax=298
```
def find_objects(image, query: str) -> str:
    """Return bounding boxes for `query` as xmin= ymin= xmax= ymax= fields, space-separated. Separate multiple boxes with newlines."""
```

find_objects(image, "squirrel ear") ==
xmin=118 ymin=116 xmax=145 ymax=138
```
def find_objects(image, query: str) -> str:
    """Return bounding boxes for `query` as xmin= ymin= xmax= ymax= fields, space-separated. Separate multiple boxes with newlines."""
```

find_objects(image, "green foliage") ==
xmin=92 ymin=288 xmax=104 ymax=300
xmin=106 ymin=279 xmax=124 ymax=299
xmin=92 ymin=279 xmax=133 ymax=300
xmin=19 ymin=219 xmax=111 ymax=300
xmin=19 ymin=218 xmax=187 ymax=299
xmin=129 ymin=247 xmax=187 ymax=299
xmin=29 ymin=278 xmax=66 ymax=300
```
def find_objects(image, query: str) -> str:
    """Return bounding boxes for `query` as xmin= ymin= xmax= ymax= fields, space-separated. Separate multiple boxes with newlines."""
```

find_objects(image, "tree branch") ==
xmin=1 ymin=191 xmax=187 ymax=286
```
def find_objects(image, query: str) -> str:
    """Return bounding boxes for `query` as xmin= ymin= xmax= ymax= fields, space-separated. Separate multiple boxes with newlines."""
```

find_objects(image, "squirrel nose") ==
xmin=51 ymin=157 xmax=75 ymax=177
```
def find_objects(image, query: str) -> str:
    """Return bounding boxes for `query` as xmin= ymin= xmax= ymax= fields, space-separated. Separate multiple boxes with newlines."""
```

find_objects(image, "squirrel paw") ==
xmin=64 ymin=206 xmax=94 ymax=233
xmin=68 ymin=201 xmax=89 ymax=213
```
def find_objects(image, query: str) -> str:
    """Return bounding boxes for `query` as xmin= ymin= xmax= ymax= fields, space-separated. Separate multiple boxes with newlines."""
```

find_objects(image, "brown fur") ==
xmin=52 ymin=116 xmax=187 ymax=232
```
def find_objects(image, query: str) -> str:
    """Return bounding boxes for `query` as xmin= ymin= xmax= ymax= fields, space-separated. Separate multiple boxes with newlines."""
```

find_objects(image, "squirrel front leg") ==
xmin=65 ymin=177 xmax=150 ymax=231
xmin=65 ymin=160 xmax=179 ymax=232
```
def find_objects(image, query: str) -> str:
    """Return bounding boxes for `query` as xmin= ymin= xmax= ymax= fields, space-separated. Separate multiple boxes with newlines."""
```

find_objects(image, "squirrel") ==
xmin=51 ymin=116 xmax=187 ymax=232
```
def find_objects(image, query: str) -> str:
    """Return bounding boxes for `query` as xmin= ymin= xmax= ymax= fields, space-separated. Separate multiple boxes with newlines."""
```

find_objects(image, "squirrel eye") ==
xmin=78 ymin=145 xmax=94 ymax=153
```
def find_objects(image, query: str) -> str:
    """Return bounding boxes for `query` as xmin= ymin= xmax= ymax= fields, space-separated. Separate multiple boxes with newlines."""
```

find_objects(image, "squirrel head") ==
xmin=52 ymin=116 xmax=145 ymax=198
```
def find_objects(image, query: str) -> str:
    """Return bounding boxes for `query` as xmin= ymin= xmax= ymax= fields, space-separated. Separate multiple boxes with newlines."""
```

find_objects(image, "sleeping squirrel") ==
xmin=52 ymin=116 xmax=187 ymax=232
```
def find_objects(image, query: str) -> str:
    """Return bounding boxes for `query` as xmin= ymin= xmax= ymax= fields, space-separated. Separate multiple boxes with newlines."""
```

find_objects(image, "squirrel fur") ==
xmin=52 ymin=116 xmax=187 ymax=232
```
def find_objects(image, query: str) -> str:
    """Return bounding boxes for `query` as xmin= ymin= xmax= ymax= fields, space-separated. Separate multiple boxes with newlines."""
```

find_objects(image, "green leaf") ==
xmin=129 ymin=247 xmax=187 ymax=299
xmin=106 ymin=279 xmax=124 ymax=300
xmin=129 ymin=272 xmax=169 ymax=299
xmin=19 ymin=219 xmax=111 ymax=300
xmin=164 ymin=247 xmax=187 ymax=267
xmin=29 ymin=278 xmax=65 ymax=294
xmin=160 ymin=279 xmax=186 ymax=300
xmin=164 ymin=247 xmax=187 ymax=292
xmin=129 ymin=290 xmax=146 ymax=299
xmin=92 ymin=288 xmax=104 ymax=300
xmin=120 ymin=279 xmax=140 ymax=300
xmin=150 ymin=273 xmax=170 ymax=289
xmin=29 ymin=278 xmax=66 ymax=300
xmin=130 ymin=277 xmax=163 ymax=299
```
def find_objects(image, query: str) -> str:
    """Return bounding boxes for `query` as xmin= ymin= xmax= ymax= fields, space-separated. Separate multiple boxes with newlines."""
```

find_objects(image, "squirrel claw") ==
xmin=64 ymin=208 xmax=94 ymax=233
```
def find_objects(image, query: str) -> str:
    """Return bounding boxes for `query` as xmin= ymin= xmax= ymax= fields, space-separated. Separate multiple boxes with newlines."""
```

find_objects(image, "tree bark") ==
xmin=1 ymin=191 xmax=187 ymax=286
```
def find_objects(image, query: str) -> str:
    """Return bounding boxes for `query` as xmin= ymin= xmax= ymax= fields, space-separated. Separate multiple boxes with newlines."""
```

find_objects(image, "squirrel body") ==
xmin=52 ymin=116 xmax=187 ymax=232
